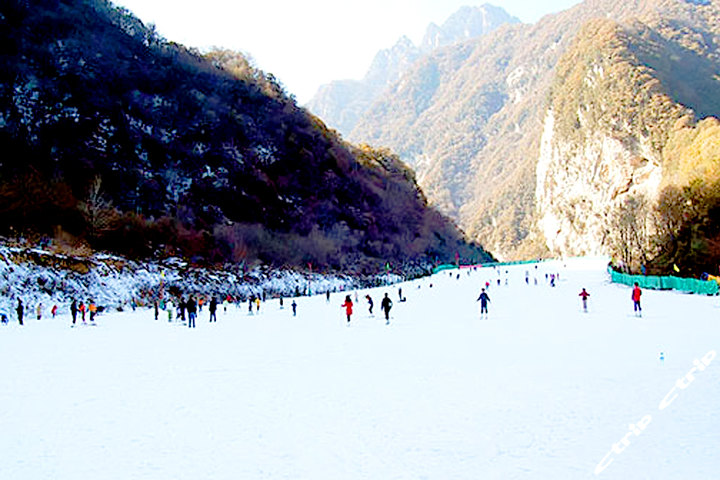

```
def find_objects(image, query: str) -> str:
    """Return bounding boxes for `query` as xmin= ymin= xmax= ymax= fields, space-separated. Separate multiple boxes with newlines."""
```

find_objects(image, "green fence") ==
xmin=608 ymin=268 xmax=719 ymax=295
xmin=433 ymin=259 xmax=544 ymax=274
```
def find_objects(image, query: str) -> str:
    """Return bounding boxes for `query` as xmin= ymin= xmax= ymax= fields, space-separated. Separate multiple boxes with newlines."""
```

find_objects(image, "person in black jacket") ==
xmin=186 ymin=297 xmax=197 ymax=328
xmin=476 ymin=288 xmax=490 ymax=317
xmin=16 ymin=299 xmax=24 ymax=326
xmin=209 ymin=297 xmax=218 ymax=322
xmin=70 ymin=300 xmax=77 ymax=325
xmin=381 ymin=293 xmax=393 ymax=325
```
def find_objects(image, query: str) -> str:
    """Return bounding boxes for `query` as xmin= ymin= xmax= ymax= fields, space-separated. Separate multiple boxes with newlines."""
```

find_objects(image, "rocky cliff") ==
xmin=537 ymin=12 xmax=720 ymax=257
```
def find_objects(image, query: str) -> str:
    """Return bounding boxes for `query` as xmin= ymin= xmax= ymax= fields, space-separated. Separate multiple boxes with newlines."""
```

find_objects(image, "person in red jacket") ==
xmin=579 ymin=288 xmax=590 ymax=312
xmin=632 ymin=282 xmax=642 ymax=317
xmin=341 ymin=295 xmax=353 ymax=323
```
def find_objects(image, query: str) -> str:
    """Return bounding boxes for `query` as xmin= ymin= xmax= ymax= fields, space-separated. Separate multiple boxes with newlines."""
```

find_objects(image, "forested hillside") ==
xmin=0 ymin=0 xmax=491 ymax=273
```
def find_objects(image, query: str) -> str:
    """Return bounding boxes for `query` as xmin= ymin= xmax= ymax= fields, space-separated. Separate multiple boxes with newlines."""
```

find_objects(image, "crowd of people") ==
xmin=2 ymin=265 xmax=650 ymax=328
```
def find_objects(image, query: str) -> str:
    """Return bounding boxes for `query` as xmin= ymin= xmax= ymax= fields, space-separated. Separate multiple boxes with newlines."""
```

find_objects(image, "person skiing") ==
xmin=381 ymin=293 xmax=393 ymax=325
xmin=291 ymin=300 xmax=297 ymax=316
xmin=79 ymin=301 xmax=86 ymax=323
xmin=579 ymin=288 xmax=590 ymax=312
xmin=366 ymin=295 xmax=374 ymax=315
xmin=51 ymin=305 xmax=58 ymax=318
xmin=341 ymin=295 xmax=353 ymax=323
xmin=632 ymin=282 xmax=642 ymax=317
xmin=167 ymin=299 xmax=174 ymax=322
xmin=476 ymin=288 xmax=490 ymax=317
xmin=209 ymin=297 xmax=218 ymax=322
xmin=36 ymin=303 xmax=42 ymax=321
xmin=16 ymin=299 xmax=23 ymax=326
xmin=187 ymin=297 xmax=197 ymax=328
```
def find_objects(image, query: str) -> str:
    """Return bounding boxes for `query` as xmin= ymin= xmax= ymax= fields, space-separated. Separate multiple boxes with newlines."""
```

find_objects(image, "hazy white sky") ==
xmin=112 ymin=0 xmax=582 ymax=102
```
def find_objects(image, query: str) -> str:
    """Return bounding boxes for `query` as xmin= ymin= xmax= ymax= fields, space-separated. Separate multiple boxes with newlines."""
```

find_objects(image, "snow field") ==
xmin=1 ymin=257 xmax=719 ymax=479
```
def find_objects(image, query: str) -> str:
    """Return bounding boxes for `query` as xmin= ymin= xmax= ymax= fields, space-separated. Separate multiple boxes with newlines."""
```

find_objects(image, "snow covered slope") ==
xmin=1 ymin=257 xmax=718 ymax=479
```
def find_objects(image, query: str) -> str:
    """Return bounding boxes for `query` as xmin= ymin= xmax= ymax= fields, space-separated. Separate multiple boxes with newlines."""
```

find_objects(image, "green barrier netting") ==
xmin=433 ymin=259 xmax=544 ymax=274
xmin=608 ymin=268 xmax=719 ymax=295
xmin=433 ymin=264 xmax=457 ymax=273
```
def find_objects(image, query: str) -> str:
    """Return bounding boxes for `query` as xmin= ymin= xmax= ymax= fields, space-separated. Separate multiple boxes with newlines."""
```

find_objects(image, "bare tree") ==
xmin=608 ymin=195 xmax=653 ymax=272
xmin=78 ymin=176 xmax=117 ymax=239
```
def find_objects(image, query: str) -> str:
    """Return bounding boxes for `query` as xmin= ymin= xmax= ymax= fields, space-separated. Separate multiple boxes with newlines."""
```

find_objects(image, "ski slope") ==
xmin=1 ymin=257 xmax=718 ymax=479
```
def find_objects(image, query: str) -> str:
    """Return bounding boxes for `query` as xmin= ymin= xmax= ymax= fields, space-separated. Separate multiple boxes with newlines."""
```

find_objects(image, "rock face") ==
xmin=306 ymin=5 xmax=518 ymax=137
xmin=348 ymin=0 xmax=720 ymax=259
xmin=536 ymin=111 xmax=663 ymax=256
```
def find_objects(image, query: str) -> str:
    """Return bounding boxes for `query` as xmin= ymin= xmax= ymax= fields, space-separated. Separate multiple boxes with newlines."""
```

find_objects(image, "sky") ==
xmin=112 ymin=0 xmax=582 ymax=103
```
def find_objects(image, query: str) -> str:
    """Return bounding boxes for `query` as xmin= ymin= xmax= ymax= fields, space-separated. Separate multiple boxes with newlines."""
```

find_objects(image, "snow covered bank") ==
xmin=0 ymin=244 xmax=403 ymax=320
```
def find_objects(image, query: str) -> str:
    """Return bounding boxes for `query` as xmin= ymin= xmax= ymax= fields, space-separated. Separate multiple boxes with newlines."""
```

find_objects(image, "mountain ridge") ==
xmin=306 ymin=4 xmax=519 ymax=137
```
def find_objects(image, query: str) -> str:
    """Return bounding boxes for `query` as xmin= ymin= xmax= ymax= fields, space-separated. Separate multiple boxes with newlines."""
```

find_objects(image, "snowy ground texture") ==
xmin=1 ymin=257 xmax=719 ymax=479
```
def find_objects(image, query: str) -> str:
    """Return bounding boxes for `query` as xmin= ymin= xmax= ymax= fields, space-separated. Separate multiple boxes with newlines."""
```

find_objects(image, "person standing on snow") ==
xmin=209 ymin=297 xmax=218 ymax=322
xmin=16 ymin=299 xmax=24 ymax=326
xmin=476 ymin=288 xmax=490 ymax=317
xmin=36 ymin=303 xmax=42 ymax=321
xmin=366 ymin=295 xmax=374 ymax=315
xmin=70 ymin=300 xmax=77 ymax=325
xmin=178 ymin=299 xmax=186 ymax=323
xmin=381 ymin=293 xmax=393 ymax=325
xmin=89 ymin=301 xmax=97 ymax=323
xmin=579 ymin=288 xmax=590 ymax=312
xmin=186 ymin=297 xmax=197 ymax=328
xmin=632 ymin=282 xmax=642 ymax=317
xmin=341 ymin=295 xmax=353 ymax=323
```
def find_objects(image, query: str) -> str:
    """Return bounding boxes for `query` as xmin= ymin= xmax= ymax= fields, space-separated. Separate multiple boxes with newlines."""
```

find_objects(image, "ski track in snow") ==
xmin=1 ymin=257 xmax=719 ymax=479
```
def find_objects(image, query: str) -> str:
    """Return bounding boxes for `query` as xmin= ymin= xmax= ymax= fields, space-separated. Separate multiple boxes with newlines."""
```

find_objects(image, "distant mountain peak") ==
xmin=421 ymin=4 xmax=520 ymax=52
xmin=307 ymin=4 xmax=519 ymax=136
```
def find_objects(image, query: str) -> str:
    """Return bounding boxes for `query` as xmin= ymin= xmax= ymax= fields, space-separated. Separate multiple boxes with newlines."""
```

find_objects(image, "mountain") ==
xmin=306 ymin=4 xmax=519 ymax=137
xmin=420 ymin=4 xmax=521 ymax=51
xmin=349 ymin=0 xmax=720 ymax=268
xmin=0 ymin=0 xmax=491 ymax=273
